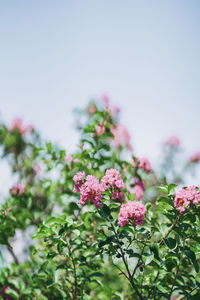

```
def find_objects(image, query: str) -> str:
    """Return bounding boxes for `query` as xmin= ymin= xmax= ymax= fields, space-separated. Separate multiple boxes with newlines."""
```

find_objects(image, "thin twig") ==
xmin=168 ymin=257 xmax=181 ymax=299
xmin=159 ymin=215 xmax=181 ymax=245
xmin=147 ymin=271 xmax=160 ymax=299
xmin=132 ymin=235 xmax=149 ymax=278
xmin=7 ymin=244 xmax=19 ymax=265
xmin=110 ymin=222 xmax=144 ymax=300
xmin=67 ymin=244 xmax=78 ymax=300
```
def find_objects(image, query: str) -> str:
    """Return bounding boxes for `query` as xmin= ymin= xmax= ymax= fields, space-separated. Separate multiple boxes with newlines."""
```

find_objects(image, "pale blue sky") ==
xmin=0 ymin=1 xmax=200 ymax=189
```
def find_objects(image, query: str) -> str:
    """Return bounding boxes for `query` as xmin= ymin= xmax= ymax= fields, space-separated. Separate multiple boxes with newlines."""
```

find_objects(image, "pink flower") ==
xmin=95 ymin=125 xmax=106 ymax=136
xmin=132 ymin=157 xmax=152 ymax=173
xmin=11 ymin=118 xmax=33 ymax=135
xmin=165 ymin=135 xmax=180 ymax=146
xmin=11 ymin=184 xmax=25 ymax=196
xmin=133 ymin=177 xmax=145 ymax=190
xmin=110 ymin=124 xmax=132 ymax=151
xmin=102 ymin=169 xmax=125 ymax=191
xmin=88 ymin=104 xmax=97 ymax=115
xmin=128 ymin=185 xmax=144 ymax=201
xmin=73 ymin=171 xmax=85 ymax=193
xmin=102 ymin=94 xmax=120 ymax=117
xmin=118 ymin=201 xmax=146 ymax=226
xmin=112 ymin=191 xmax=125 ymax=203
xmin=65 ymin=155 xmax=79 ymax=166
xmin=33 ymin=164 xmax=41 ymax=174
xmin=127 ymin=179 xmax=145 ymax=200
xmin=102 ymin=94 xmax=110 ymax=106
xmin=174 ymin=186 xmax=200 ymax=212
xmin=65 ymin=154 xmax=73 ymax=163
xmin=79 ymin=175 xmax=105 ymax=208
xmin=190 ymin=151 xmax=200 ymax=163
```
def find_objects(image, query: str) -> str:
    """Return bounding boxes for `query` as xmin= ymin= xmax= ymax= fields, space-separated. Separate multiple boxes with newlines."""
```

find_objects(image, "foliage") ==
xmin=0 ymin=99 xmax=199 ymax=299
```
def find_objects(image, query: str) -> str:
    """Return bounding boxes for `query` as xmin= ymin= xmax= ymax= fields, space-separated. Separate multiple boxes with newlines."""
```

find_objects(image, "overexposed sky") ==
xmin=0 ymin=1 xmax=200 ymax=191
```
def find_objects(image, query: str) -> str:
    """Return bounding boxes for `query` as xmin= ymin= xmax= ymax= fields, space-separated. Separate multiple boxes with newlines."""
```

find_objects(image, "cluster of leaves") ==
xmin=0 ymin=100 xmax=199 ymax=299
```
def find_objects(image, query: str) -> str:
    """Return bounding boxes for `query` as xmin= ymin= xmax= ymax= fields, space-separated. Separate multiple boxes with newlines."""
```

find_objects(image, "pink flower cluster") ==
xmin=165 ymin=135 xmax=180 ymax=146
xmin=102 ymin=168 xmax=125 ymax=202
xmin=73 ymin=169 xmax=126 ymax=207
xmin=88 ymin=103 xmax=97 ymax=115
xmin=102 ymin=94 xmax=120 ymax=117
xmin=11 ymin=118 xmax=33 ymax=135
xmin=11 ymin=184 xmax=25 ymax=196
xmin=118 ymin=201 xmax=146 ymax=226
xmin=73 ymin=172 xmax=104 ymax=208
xmin=110 ymin=124 xmax=132 ymax=151
xmin=95 ymin=124 xmax=106 ymax=136
xmin=132 ymin=157 xmax=152 ymax=173
xmin=73 ymin=172 xmax=85 ymax=193
xmin=80 ymin=175 xmax=104 ymax=208
xmin=174 ymin=186 xmax=200 ymax=212
xmin=128 ymin=178 xmax=145 ymax=200
xmin=190 ymin=151 xmax=200 ymax=163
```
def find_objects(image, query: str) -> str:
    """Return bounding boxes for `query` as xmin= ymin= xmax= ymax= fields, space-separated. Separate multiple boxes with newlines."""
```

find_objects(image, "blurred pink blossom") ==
xmin=128 ymin=185 xmax=145 ymax=201
xmin=11 ymin=118 xmax=33 ymax=135
xmin=11 ymin=183 xmax=25 ymax=196
xmin=33 ymin=164 xmax=41 ymax=174
xmin=165 ymin=135 xmax=180 ymax=146
xmin=110 ymin=124 xmax=132 ymax=151
xmin=190 ymin=151 xmax=200 ymax=163
xmin=95 ymin=125 xmax=106 ymax=136
xmin=65 ymin=154 xmax=73 ymax=163
xmin=88 ymin=103 xmax=97 ymax=115
xmin=102 ymin=94 xmax=120 ymax=117
xmin=132 ymin=157 xmax=152 ymax=173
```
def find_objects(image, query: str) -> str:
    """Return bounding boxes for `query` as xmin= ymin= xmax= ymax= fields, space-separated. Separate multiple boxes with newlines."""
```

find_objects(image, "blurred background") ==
xmin=0 ymin=0 xmax=200 ymax=192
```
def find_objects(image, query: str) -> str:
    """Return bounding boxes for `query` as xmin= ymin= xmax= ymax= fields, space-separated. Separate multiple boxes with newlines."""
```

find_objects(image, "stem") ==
xmin=147 ymin=271 xmax=160 ymax=299
xmin=111 ymin=258 xmax=129 ymax=280
xmin=159 ymin=215 xmax=181 ymax=245
xmin=168 ymin=257 xmax=181 ymax=299
xmin=68 ymin=244 xmax=78 ymax=300
xmin=132 ymin=235 xmax=149 ymax=278
xmin=7 ymin=244 xmax=19 ymax=265
xmin=110 ymin=223 xmax=144 ymax=300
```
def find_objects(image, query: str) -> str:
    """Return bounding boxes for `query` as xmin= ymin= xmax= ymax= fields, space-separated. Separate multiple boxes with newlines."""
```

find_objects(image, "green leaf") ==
xmin=165 ymin=258 xmax=177 ymax=271
xmin=150 ymin=244 xmax=160 ymax=261
xmin=160 ymin=224 xmax=169 ymax=236
xmin=157 ymin=197 xmax=172 ymax=206
xmin=47 ymin=251 xmax=57 ymax=259
xmin=82 ymin=211 xmax=93 ymax=228
xmin=184 ymin=249 xmax=196 ymax=263
xmin=193 ymin=260 xmax=199 ymax=273
xmin=164 ymin=238 xmax=177 ymax=250
xmin=146 ymin=203 xmax=152 ymax=211
xmin=157 ymin=285 xmax=168 ymax=293
xmin=46 ymin=142 xmax=52 ymax=153
xmin=168 ymin=184 xmax=177 ymax=195
xmin=90 ymin=272 xmax=104 ymax=278
xmin=99 ymin=204 xmax=111 ymax=219
xmin=73 ymin=229 xmax=80 ymax=236
xmin=59 ymin=150 xmax=66 ymax=160
xmin=5 ymin=288 xmax=19 ymax=299
xmin=144 ymin=254 xmax=154 ymax=265
xmin=157 ymin=185 xmax=168 ymax=194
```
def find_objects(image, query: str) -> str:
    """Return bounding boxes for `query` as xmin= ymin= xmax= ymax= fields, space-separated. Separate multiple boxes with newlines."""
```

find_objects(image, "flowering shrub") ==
xmin=0 ymin=98 xmax=200 ymax=299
